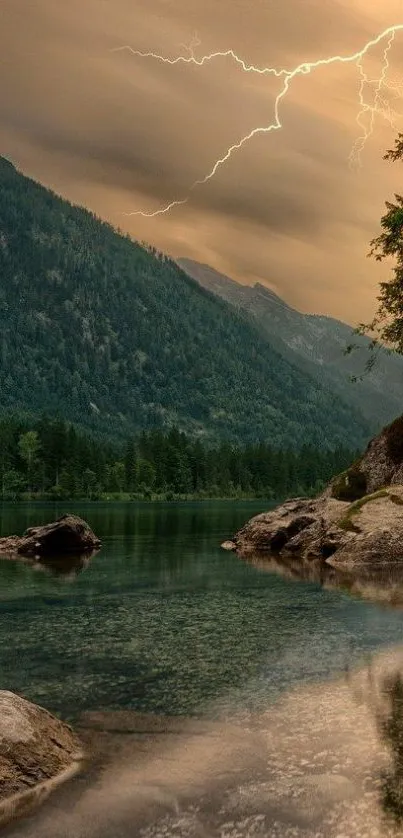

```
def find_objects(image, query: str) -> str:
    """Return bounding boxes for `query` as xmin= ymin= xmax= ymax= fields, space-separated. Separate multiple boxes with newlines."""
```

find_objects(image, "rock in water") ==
xmin=226 ymin=489 xmax=403 ymax=571
xmin=0 ymin=515 xmax=101 ymax=559
xmin=0 ymin=691 xmax=83 ymax=825
xmin=221 ymin=540 xmax=236 ymax=551
xmin=227 ymin=496 xmax=349 ymax=561
xmin=225 ymin=415 xmax=403 ymax=571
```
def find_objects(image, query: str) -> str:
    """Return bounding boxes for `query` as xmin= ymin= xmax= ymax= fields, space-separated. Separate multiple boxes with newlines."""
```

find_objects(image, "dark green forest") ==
xmin=0 ymin=156 xmax=371 ymax=449
xmin=0 ymin=414 xmax=358 ymax=501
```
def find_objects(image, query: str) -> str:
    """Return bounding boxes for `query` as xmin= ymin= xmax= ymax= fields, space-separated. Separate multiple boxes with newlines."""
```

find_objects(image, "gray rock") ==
xmin=221 ymin=541 xmax=236 ymax=551
xmin=349 ymin=415 xmax=403 ymax=494
xmin=0 ymin=691 xmax=83 ymax=826
xmin=0 ymin=515 xmax=101 ymax=561
xmin=227 ymin=485 xmax=403 ymax=570
xmin=226 ymin=416 xmax=403 ymax=570
xmin=232 ymin=496 xmax=347 ymax=557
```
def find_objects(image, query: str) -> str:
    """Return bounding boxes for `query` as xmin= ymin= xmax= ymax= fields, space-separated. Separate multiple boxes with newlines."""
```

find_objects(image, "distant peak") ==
xmin=253 ymin=282 xmax=294 ymax=310
xmin=177 ymin=257 xmax=241 ymax=289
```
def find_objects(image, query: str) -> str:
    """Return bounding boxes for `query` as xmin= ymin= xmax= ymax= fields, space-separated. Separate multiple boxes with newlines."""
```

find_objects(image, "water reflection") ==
xmin=20 ymin=550 xmax=99 ymax=579
xmin=247 ymin=552 xmax=403 ymax=608
xmin=377 ymin=672 xmax=403 ymax=824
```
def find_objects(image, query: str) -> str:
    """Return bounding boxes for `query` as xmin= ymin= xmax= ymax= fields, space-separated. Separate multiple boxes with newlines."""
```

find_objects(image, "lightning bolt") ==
xmin=349 ymin=31 xmax=397 ymax=169
xmin=113 ymin=24 xmax=403 ymax=218
xmin=179 ymin=31 xmax=201 ymax=58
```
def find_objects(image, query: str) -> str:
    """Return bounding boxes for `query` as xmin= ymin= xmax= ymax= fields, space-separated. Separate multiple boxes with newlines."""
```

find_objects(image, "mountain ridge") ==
xmin=0 ymin=157 xmax=373 ymax=449
xmin=177 ymin=257 xmax=403 ymax=429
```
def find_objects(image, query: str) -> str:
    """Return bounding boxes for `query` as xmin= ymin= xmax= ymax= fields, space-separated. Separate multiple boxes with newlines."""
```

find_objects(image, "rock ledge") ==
xmin=225 ymin=486 xmax=403 ymax=570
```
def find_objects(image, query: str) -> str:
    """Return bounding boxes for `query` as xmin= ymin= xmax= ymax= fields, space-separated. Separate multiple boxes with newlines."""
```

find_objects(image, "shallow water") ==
xmin=7 ymin=647 xmax=403 ymax=838
xmin=1 ymin=501 xmax=403 ymax=722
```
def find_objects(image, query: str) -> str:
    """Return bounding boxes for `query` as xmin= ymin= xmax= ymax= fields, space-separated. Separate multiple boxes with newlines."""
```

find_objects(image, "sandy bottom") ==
xmin=4 ymin=646 xmax=403 ymax=838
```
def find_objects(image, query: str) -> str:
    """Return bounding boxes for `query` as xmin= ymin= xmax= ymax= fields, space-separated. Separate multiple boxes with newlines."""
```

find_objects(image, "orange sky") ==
xmin=1 ymin=0 xmax=403 ymax=324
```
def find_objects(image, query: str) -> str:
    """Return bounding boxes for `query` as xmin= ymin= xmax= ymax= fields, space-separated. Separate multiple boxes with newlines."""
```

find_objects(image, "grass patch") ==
xmin=337 ymin=489 xmax=390 ymax=532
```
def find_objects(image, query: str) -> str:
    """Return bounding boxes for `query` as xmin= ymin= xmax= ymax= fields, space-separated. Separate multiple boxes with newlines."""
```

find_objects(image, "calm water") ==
xmin=0 ymin=501 xmax=403 ymax=722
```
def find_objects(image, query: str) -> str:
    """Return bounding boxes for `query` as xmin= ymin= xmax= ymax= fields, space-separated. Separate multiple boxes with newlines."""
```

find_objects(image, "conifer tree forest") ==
xmin=0 ymin=156 xmax=371 ymax=451
xmin=0 ymin=414 xmax=358 ymax=502
xmin=0 ymin=156 xmax=368 ymax=500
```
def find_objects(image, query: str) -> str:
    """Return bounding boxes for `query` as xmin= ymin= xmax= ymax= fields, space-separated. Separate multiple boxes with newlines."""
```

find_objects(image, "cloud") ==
xmin=0 ymin=0 xmax=402 ymax=323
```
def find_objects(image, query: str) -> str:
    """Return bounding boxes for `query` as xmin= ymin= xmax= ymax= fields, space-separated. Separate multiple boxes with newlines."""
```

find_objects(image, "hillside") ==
xmin=177 ymin=258 xmax=403 ymax=430
xmin=0 ymin=156 xmax=372 ymax=448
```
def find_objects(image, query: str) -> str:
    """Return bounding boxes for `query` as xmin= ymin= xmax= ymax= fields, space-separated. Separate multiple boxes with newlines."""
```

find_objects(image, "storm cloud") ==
xmin=1 ymin=0 xmax=403 ymax=322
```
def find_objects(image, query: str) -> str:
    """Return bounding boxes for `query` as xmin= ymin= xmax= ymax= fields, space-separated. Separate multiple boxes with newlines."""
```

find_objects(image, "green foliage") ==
xmin=0 ymin=158 xmax=371 ymax=449
xmin=352 ymin=134 xmax=403 ymax=358
xmin=18 ymin=430 xmax=40 ymax=492
xmin=331 ymin=464 xmax=367 ymax=501
xmin=18 ymin=430 xmax=40 ymax=465
xmin=0 ymin=413 xmax=357 ymax=501
xmin=1 ymin=469 xmax=25 ymax=500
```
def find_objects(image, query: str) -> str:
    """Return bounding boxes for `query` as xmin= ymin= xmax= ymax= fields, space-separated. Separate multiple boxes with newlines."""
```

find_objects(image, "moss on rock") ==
xmin=337 ymin=489 xmax=389 ymax=531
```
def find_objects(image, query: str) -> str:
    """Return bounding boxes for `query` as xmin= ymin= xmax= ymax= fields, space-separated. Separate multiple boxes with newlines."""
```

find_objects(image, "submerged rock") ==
xmin=0 ymin=691 xmax=83 ymax=825
xmin=0 ymin=515 xmax=101 ymax=561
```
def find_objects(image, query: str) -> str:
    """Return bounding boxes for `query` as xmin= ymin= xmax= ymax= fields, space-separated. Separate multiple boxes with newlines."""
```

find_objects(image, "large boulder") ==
xmin=226 ymin=486 xmax=403 ymax=571
xmin=0 ymin=515 xmax=101 ymax=560
xmin=0 ymin=691 xmax=83 ymax=825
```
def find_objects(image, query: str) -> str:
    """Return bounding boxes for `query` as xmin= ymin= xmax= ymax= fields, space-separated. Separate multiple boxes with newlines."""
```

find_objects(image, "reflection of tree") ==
xmin=378 ymin=672 xmax=403 ymax=823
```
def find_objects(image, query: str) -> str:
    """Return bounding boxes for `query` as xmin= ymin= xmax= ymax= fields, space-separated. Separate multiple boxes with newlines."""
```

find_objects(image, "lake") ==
xmin=1 ymin=500 xmax=403 ymax=723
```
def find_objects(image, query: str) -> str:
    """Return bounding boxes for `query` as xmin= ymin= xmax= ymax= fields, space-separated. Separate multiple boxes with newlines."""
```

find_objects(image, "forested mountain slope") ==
xmin=178 ymin=258 xmax=403 ymax=430
xmin=0 ymin=156 xmax=371 ymax=448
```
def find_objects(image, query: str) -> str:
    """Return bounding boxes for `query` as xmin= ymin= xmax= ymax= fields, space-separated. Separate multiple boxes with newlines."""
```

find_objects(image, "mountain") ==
xmin=0 ymin=156 xmax=372 ymax=448
xmin=177 ymin=258 xmax=403 ymax=429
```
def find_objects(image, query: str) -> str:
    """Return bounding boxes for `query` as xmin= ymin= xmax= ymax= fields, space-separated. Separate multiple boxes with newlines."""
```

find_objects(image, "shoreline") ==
xmin=0 ymin=495 xmax=277 ymax=505
xmin=4 ymin=647 xmax=403 ymax=837
xmin=0 ymin=757 xmax=84 ymax=831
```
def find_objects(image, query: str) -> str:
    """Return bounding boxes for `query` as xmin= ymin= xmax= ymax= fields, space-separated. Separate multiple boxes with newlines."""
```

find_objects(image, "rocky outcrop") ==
xmin=226 ymin=416 xmax=403 ymax=571
xmin=330 ymin=415 xmax=403 ymax=502
xmin=360 ymin=415 xmax=403 ymax=492
xmin=226 ymin=486 xmax=403 ymax=570
xmin=227 ymin=495 xmax=348 ymax=558
xmin=0 ymin=691 xmax=83 ymax=825
xmin=0 ymin=515 xmax=101 ymax=561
